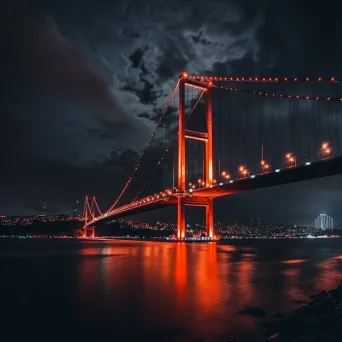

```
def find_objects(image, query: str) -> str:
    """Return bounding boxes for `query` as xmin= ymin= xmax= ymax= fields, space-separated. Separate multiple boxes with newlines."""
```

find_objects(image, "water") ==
xmin=0 ymin=239 xmax=341 ymax=341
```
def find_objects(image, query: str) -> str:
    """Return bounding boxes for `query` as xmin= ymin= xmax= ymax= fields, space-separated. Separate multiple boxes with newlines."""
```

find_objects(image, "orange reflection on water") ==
xmin=218 ymin=245 xmax=237 ymax=253
xmin=174 ymin=243 xmax=187 ymax=307
xmin=282 ymin=259 xmax=306 ymax=265
xmin=238 ymin=254 xmax=255 ymax=301
xmin=281 ymin=262 xmax=304 ymax=301
xmin=194 ymin=243 xmax=220 ymax=312
xmin=316 ymin=256 xmax=342 ymax=290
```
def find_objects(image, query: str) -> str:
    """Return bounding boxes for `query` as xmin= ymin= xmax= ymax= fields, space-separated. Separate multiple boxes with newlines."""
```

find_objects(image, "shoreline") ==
xmin=262 ymin=281 xmax=342 ymax=341
xmin=0 ymin=235 xmax=341 ymax=242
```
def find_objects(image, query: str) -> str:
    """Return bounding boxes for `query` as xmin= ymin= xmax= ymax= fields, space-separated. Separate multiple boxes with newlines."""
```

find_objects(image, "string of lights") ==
xmin=132 ymin=90 xmax=206 ymax=202
xmin=187 ymin=75 xmax=339 ymax=83
xmin=105 ymin=80 xmax=181 ymax=213
xmin=93 ymin=197 xmax=103 ymax=215
xmin=215 ymin=85 xmax=342 ymax=102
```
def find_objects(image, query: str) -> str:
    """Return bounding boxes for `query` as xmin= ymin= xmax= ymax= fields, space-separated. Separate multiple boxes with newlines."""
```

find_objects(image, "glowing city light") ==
xmin=321 ymin=142 xmax=332 ymax=159
xmin=285 ymin=153 xmax=296 ymax=167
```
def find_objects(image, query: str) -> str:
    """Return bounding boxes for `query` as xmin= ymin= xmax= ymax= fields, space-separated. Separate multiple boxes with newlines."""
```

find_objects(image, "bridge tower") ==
xmin=82 ymin=196 xmax=98 ymax=238
xmin=177 ymin=73 xmax=214 ymax=240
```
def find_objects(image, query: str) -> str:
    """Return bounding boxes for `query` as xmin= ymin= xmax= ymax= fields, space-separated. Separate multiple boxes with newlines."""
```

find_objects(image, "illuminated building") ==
xmin=41 ymin=202 xmax=47 ymax=216
xmin=314 ymin=213 xmax=333 ymax=230
xmin=73 ymin=200 xmax=80 ymax=217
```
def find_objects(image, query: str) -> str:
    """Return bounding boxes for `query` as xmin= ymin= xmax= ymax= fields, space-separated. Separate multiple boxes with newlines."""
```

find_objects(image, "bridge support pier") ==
xmin=83 ymin=226 xmax=95 ymax=238
xmin=206 ymin=198 xmax=214 ymax=239
xmin=177 ymin=198 xmax=186 ymax=239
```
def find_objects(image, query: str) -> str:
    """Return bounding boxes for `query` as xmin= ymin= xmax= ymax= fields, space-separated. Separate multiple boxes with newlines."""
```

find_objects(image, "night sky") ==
xmin=1 ymin=0 xmax=342 ymax=226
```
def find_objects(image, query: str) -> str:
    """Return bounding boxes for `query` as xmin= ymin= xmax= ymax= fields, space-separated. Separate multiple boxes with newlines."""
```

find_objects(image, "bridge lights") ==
xmin=321 ymin=142 xmax=332 ymax=159
xmin=239 ymin=166 xmax=248 ymax=178
xmin=221 ymin=171 xmax=230 ymax=181
xmin=285 ymin=153 xmax=296 ymax=167
xmin=261 ymin=160 xmax=270 ymax=173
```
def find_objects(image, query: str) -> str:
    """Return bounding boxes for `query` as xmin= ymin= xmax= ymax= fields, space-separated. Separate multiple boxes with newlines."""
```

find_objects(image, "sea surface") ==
xmin=0 ymin=238 xmax=342 ymax=341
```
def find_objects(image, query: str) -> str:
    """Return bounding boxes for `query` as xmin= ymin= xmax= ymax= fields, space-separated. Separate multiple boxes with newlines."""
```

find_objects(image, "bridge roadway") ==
xmin=87 ymin=156 xmax=342 ymax=225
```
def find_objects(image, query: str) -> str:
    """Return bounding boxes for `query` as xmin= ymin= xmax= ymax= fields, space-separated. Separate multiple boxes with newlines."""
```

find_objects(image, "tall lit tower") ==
xmin=41 ymin=202 xmax=47 ymax=216
xmin=73 ymin=200 xmax=80 ymax=217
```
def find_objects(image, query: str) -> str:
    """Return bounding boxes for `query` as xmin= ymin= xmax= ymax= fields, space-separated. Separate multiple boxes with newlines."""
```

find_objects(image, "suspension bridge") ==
xmin=82 ymin=72 xmax=342 ymax=240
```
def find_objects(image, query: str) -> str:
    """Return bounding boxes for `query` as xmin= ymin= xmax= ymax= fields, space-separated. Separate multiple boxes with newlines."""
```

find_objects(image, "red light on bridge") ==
xmin=321 ymin=142 xmax=332 ymax=159
xmin=285 ymin=153 xmax=296 ymax=167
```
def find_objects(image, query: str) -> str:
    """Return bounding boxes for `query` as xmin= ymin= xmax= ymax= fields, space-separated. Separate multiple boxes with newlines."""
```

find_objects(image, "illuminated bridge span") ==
xmin=83 ymin=73 xmax=342 ymax=239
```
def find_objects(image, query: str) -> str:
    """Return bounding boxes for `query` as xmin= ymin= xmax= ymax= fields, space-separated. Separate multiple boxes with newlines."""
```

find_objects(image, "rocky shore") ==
xmin=263 ymin=280 xmax=342 ymax=341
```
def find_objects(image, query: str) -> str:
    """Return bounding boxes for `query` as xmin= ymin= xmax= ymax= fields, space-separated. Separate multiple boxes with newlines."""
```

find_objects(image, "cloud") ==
xmin=1 ymin=0 xmax=342 ymax=220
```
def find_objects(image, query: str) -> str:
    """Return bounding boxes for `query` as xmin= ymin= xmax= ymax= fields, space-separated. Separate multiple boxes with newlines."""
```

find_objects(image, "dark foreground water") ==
xmin=0 ymin=239 xmax=342 ymax=341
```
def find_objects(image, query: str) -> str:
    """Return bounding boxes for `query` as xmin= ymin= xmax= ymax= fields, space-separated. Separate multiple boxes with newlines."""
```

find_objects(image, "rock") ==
xmin=237 ymin=306 xmax=267 ymax=317
xmin=262 ymin=281 xmax=342 ymax=341
xmin=272 ymin=311 xmax=284 ymax=318
xmin=267 ymin=332 xmax=280 ymax=340
xmin=310 ymin=290 xmax=328 ymax=301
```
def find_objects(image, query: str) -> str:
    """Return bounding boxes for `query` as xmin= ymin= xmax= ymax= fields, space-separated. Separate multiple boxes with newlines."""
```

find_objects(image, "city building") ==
xmin=41 ymin=202 xmax=47 ymax=216
xmin=73 ymin=200 xmax=80 ymax=217
xmin=314 ymin=213 xmax=333 ymax=230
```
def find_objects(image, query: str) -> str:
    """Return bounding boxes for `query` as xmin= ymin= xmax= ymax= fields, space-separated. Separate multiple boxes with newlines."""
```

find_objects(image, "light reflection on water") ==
xmin=0 ymin=238 xmax=341 ymax=341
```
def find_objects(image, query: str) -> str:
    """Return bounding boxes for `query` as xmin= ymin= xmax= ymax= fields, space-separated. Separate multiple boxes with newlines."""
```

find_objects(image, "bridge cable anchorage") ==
xmin=187 ymin=75 xmax=339 ymax=84
xmin=214 ymin=85 xmax=342 ymax=102
xmin=105 ymin=79 xmax=181 ymax=213
xmin=132 ymin=89 xmax=206 ymax=202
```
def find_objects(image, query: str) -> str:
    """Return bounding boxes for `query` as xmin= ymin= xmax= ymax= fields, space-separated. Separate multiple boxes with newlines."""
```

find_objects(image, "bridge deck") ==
xmin=88 ymin=157 xmax=342 ymax=224
xmin=192 ymin=156 xmax=342 ymax=198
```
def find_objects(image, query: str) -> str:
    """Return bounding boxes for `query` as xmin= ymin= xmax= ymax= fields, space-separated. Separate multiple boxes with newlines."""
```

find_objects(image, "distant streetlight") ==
xmin=321 ymin=142 xmax=332 ymax=159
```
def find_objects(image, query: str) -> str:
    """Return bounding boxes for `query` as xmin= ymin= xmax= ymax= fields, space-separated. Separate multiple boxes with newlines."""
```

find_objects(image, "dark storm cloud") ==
xmin=1 ymin=0 xmax=342 ymax=221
